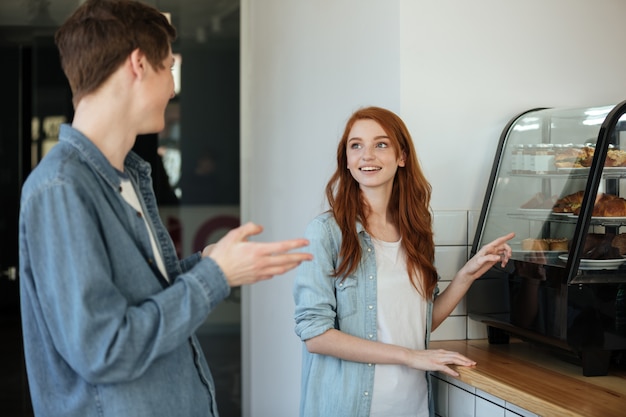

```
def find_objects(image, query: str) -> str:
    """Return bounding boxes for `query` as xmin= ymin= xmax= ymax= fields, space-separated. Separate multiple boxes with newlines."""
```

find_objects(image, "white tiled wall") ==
xmin=433 ymin=374 xmax=539 ymax=417
xmin=431 ymin=210 xmax=488 ymax=341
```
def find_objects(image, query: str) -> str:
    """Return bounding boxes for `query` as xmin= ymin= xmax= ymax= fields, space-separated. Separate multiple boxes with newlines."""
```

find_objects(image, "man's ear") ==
xmin=128 ymin=48 xmax=147 ymax=79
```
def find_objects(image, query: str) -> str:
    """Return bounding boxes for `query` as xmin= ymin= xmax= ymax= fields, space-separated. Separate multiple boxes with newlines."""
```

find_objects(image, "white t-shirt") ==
xmin=369 ymin=238 xmax=428 ymax=417
xmin=119 ymin=176 xmax=169 ymax=281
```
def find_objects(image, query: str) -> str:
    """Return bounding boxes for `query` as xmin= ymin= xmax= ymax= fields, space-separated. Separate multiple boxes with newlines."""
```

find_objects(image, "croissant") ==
xmin=593 ymin=198 xmax=626 ymax=217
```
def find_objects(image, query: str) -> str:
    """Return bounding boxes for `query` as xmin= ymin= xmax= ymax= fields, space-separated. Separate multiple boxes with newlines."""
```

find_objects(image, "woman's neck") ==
xmin=363 ymin=191 xmax=399 ymax=242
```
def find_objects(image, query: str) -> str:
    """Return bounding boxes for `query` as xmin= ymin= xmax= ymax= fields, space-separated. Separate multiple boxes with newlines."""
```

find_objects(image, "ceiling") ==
xmin=0 ymin=0 xmax=240 ymax=42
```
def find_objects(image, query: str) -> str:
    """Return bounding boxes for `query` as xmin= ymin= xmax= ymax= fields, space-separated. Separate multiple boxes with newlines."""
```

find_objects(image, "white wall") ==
xmin=241 ymin=1 xmax=626 ymax=416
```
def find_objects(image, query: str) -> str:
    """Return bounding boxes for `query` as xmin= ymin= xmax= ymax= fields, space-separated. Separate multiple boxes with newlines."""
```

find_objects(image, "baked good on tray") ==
xmin=582 ymin=233 xmax=621 ymax=259
xmin=552 ymin=191 xmax=584 ymax=213
xmin=590 ymin=197 xmax=626 ymax=217
xmin=606 ymin=149 xmax=626 ymax=167
xmin=521 ymin=238 xmax=549 ymax=251
xmin=546 ymin=238 xmax=568 ymax=251
xmin=553 ymin=145 xmax=626 ymax=168
xmin=552 ymin=191 xmax=626 ymax=217
xmin=611 ymin=233 xmax=626 ymax=255
xmin=554 ymin=146 xmax=592 ymax=168
xmin=521 ymin=238 xmax=568 ymax=251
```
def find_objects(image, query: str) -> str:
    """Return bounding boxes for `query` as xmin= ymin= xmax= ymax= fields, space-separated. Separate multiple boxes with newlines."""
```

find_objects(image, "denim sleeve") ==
xmin=293 ymin=218 xmax=338 ymax=341
xmin=20 ymin=181 xmax=229 ymax=384
xmin=180 ymin=252 xmax=202 ymax=273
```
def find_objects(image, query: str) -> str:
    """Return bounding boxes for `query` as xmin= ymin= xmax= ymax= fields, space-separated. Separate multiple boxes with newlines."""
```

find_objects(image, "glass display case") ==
xmin=467 ymin=101 xmax=626 ymax=376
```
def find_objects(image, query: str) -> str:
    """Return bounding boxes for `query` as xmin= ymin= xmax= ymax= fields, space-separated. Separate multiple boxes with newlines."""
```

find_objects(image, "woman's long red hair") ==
xmin=325 ymin=106 xmax=437 ymax=299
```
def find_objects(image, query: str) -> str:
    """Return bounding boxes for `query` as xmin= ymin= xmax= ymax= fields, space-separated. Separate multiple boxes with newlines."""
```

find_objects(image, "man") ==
xmin=18 ymin=1 xmax=312 ymax=416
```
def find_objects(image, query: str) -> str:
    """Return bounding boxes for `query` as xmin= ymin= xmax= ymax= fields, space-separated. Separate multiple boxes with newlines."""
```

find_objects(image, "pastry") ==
xmin=612 ymin=233 xmax=626 ymax=255
xmin=606 ymin=149 xmax=626 ymax=167
xmin=593 ymin=197 xmax=626 ymax=217
xmin=547 ymin=238 xmax=568 ymax=251
xmin=521 ymin=238 xmax=549 ymax=251
xmin=552 ymin=145 xmax=626 ymax=168
xmin=582 ymin=233 xmax=621 ymax=259
xmin=554 ymin=147 xmax=587 ymax=168
xmin=556 ymin=191 xmax=626 ymax=217
xmin=578 ymin=146 xmax=595 ymax=167
xmin=552 ymin=190 xmax=585 ymax=213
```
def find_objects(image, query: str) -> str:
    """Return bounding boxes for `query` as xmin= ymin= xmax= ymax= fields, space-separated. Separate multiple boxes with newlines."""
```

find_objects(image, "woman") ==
xmin=293 ymin=106 xmax=514 ymax=417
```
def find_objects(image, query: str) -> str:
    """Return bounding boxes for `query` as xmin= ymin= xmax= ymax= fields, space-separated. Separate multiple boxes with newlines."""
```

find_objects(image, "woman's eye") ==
xmin=350 ymin=143 xmax=362 ymax=149
xmin=376 ymin=142 xmax=389 ymax=148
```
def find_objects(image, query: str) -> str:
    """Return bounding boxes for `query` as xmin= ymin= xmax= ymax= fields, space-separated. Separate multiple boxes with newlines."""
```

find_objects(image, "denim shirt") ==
xmin=293 ymin=212 xmax=437 ymax=417
xmin=19 ymin=124 xmax=230 ymax=417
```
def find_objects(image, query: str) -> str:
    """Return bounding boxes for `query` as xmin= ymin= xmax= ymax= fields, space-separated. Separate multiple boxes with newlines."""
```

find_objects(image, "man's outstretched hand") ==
xmin=204 ymin=222 xmax=313 ymax=287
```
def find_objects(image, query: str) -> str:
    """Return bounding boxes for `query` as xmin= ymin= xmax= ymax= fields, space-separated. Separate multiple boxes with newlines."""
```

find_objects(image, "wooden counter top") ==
xmin=429 ymin=339 xmax=626 ymax=417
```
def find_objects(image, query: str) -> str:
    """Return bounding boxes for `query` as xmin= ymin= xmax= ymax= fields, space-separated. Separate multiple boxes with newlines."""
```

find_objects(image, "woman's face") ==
xmin=346 ymin=119 xmax=405 ymax=192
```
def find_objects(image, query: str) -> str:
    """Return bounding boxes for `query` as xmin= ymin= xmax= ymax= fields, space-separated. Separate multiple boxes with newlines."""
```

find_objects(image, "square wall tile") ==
xmin=476 ymin=397 xmax=505 ymax=417
xmin=448 ymin=382 xmax=475 ymax=417
xmin=467 ymin=210 xmax=481 ymax=245
xmin=433 ymin=211 xmax=468 ymax=246
xmin=431 ymin=316 xmax=466 ymax=341
xmin=447 ymin=376 xmax=476 ymax=394
xmin=467 ymin=316 xmax=488 ymax=340
xmin=438 ymin=281 xmax=466 ymax=316
xmin=477 ymin=388 xmax=505 ymax=407
xmin=435 ymin=246 xmax=468 ymax=281
xmin=432 ymin=375 xmax=448 ymax=417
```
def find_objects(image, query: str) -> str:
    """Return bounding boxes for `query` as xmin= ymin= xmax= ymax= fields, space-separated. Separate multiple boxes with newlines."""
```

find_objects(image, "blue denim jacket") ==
xmin=293 ymin=212 xmax=437 ymax=417
xmin=19 ymin=124 xmax=230 ymax=417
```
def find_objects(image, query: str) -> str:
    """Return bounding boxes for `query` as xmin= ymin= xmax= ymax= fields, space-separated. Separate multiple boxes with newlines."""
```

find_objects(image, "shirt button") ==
xmin=364 ymin=392 xmax=369 ymax=397
xmin=368 ymin=305 xmax=373 ymax=310
xmin=367 ymin=248 xmax=371 ymax=252
xmin=369 ymin=275 xmax=373 ymax=280
xmin=368 ymin=363 xmax=373 ymax=367
xmin=368 ymin=334 xmax=373 ymax=339
xmin=136 ymin=211 xmax=142 ymax=218
xmin=339 ymin=283 xmax=343 ymax=287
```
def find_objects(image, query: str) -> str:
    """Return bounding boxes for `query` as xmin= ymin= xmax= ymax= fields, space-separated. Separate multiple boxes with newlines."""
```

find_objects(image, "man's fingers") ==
xmin=220 ymin=222 xmax=263 ymax=244
xmin=225 ymin=224 xmax=310 ymax=255
xmin=255 ymin=239 xmax=311 ymax=257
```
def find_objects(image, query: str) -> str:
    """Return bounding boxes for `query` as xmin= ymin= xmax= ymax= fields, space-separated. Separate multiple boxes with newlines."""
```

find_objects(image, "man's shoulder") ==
xmin=21 ymin=143 xmax=95 ymax=203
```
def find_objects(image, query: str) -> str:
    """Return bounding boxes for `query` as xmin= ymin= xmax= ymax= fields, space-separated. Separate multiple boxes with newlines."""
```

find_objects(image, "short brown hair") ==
xmin=55 ymin=0 xmax=177 ymax=107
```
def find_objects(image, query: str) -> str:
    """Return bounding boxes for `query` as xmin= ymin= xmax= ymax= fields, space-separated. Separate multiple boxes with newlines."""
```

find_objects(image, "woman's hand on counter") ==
xmin=407 ymin=348 xmax=476 ymax=377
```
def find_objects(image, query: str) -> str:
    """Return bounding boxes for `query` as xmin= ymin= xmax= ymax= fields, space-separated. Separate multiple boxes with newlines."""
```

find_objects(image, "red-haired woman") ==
xmin=293 ymin=106 xmax=514 ymax=417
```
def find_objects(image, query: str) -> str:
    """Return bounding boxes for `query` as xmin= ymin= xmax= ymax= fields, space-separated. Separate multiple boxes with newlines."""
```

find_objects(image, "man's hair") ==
xmin=55 ymin=0 xmax=177 ymax=107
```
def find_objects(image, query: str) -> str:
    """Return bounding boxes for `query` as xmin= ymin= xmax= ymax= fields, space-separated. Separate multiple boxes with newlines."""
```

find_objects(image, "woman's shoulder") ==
xmin=305 ymin=212 xmax=341 ymax=237
xmin=308 ymin=211 xmax=340 ymax=228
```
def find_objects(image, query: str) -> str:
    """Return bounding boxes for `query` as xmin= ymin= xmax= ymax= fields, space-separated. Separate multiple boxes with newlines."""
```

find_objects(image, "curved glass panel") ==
xmin=478 ymin=104 xmax=626 ymax=272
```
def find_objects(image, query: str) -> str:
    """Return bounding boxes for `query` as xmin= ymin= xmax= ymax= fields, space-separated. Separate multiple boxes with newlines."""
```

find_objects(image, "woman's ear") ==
xmin=399 ymin=151 xmax=407 ymax=167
